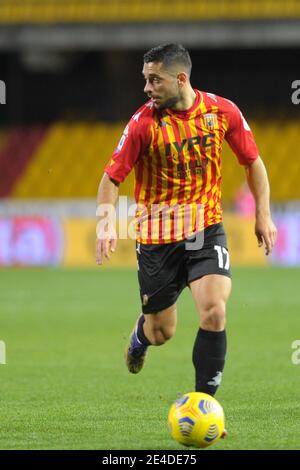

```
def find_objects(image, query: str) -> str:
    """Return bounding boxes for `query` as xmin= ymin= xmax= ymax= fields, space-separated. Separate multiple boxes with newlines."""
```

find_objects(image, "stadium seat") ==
xmin=4 ymin=118 xmax=299 ymax=202
xmin=0 ymin=0 xmax=299 ymax=24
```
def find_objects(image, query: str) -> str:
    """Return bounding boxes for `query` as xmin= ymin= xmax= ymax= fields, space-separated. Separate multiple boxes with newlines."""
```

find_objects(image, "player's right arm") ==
xmin=96 ymin=173 xmax=119 ymax=265
xmin=95 ymin=105 xmax=152 ymax=265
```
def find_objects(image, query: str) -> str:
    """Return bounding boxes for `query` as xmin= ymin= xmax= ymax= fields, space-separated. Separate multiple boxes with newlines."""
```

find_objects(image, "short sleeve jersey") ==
xmin=105 ymin=90 xmax=258 ymax=243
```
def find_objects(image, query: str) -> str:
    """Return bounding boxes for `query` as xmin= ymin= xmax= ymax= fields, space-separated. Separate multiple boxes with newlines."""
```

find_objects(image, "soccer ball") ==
xmin=168 ymin=392 xmax=225 ymax=448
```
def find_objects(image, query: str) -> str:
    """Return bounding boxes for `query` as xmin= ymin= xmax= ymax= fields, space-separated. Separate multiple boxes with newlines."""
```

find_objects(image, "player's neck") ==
xmin=172 ymin=87 xmax=197 ymax=112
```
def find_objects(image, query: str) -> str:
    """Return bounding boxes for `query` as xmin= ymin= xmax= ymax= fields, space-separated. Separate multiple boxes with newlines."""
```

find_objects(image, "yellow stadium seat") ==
xmin=11 ymin=118 xmax=300 ymax=202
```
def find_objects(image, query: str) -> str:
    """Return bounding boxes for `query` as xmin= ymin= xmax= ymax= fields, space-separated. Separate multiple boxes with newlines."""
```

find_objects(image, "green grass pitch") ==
xmin=0 ymin=267 xmax=299 ymax=450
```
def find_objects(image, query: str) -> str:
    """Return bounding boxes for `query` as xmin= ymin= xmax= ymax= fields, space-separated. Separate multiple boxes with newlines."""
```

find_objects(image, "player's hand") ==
xmin=96 ymin=225 xmax=117 ymax=265
xmin=255 ymin=215 xmax=277 ymax=256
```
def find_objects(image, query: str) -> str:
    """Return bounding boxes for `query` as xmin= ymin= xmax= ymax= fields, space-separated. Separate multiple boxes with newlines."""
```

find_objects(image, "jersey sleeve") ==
xmin=225 ymin=101 xmax=259 ymax=165
xmin=104 ymin=112 xmax=150 ymax=183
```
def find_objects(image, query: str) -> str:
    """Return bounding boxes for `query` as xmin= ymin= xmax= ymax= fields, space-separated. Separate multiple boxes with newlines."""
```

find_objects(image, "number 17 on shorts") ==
xmin=214 ymin=245 xmax=230 ymax=270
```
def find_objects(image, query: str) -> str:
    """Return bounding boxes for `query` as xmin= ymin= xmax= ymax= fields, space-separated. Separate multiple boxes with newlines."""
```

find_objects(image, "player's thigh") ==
xmin=137 ymin=240 xmax=185 ymax=316
xmin=190 ymin=274 xmax=232 ymax=316
xmin=144 ymin=303 xmax=177 ymax=336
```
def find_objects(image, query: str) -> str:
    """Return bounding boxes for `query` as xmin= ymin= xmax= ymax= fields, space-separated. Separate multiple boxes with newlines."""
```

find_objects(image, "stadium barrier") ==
xmin=0 ymin=213 xmax=269 ymax=267
xmin=1 ymin=198 xmax=299 ymax=267
xmin=63 ymin=218 xmax=137 ymax=268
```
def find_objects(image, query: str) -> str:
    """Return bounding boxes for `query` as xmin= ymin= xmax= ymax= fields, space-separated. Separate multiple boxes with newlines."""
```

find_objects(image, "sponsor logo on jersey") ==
xmin=176 ymin=157 xmax=208 ymax=178
xmin=165 ymin=134 xmax=214 ymax=158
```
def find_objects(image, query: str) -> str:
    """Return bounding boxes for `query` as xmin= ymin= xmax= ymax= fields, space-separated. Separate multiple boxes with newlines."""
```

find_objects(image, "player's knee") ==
xmin=201 ymin=301 xmax=226 ymax=331
xmin=150 ymin=326 xmax=175 ymax=345
xmin=161 ymin=325 xmax=176 ymax=342
xmin=150 ymin=329 xmax=166 ymax=345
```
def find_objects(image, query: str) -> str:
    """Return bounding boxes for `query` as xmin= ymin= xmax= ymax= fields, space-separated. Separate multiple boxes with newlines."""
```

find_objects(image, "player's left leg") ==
xmin=190 ymin=274 xmax=232 ymax=396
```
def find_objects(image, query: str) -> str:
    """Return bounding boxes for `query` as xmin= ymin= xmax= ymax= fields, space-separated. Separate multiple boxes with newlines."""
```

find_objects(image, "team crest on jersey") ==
xmin=203 ymin=113 xmax=218 ymax=131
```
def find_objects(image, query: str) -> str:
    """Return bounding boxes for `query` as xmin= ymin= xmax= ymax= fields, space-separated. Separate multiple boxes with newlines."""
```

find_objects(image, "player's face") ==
xmin=142 ymin=62 xmax=181 ymax=110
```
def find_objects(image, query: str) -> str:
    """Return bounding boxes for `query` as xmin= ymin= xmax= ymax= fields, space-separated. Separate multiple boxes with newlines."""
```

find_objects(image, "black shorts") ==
xmin=136 ymin=222 xmax=231 ymax=314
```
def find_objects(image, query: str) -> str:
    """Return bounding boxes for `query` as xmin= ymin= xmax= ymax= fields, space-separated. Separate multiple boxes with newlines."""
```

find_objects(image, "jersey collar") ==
xmin=164 ymin=89 xmax=203 ymax=119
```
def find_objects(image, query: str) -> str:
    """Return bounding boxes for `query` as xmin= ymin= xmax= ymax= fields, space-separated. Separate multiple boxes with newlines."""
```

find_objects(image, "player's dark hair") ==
xmin=143 ymin=43 xmax=192 ymax=77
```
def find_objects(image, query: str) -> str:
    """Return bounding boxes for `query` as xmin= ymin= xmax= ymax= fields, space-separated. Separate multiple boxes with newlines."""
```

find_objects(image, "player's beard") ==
xmin=156 ymin=92 xmax=181 ymax=110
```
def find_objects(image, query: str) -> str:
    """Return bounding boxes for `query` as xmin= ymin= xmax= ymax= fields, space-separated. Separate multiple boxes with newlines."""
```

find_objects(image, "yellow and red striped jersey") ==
xmin=105 ymin=90 xmax=258 ymax=244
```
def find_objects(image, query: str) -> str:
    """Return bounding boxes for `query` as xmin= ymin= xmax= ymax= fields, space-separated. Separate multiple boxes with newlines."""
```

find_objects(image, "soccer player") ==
xmin=96 ymin=44 xmax=277 ymax=398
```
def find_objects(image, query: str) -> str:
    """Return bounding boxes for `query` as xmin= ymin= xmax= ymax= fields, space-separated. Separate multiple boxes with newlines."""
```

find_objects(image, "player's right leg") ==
xmin=125 ymin=304 xmax=177 ymax=374
xmin=125 ymin=240 xmax=185 ymax=374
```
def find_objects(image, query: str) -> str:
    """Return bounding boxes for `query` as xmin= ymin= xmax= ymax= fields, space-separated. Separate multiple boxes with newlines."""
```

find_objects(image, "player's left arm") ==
xmin=245 ymin=156 xmax=277 ymax=256
xmin=224 ymin=100 xmax=277 ymax=255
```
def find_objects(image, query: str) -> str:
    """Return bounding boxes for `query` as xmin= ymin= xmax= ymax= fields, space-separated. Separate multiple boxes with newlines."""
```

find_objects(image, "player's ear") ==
xmin=177 ymin=72 xmax=188 ymax=87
